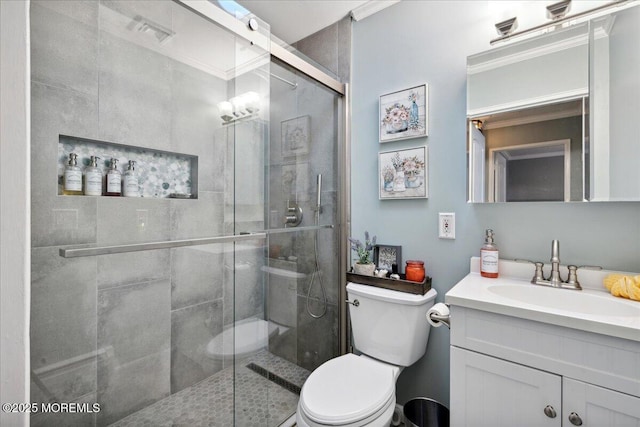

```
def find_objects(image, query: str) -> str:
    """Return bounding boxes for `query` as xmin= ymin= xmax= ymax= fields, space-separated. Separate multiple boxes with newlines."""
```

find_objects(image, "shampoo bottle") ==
xmin=84 ymin=156 xmax=103 ymax=196
xmin=63 ymin=153 xmax=83 ymax=195
xmin=480 ymin=229 xmax=499 ymax=278
xmin=122 ymin=160 xmax=139 ymax=197
xmin=105 ymin=158 xmax=121 ymax=196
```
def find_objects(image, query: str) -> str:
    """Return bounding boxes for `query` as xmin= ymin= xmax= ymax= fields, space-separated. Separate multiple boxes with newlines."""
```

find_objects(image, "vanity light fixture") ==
xmin=494 ymin=17 xmax=518 ymax=36
xmin=217 ymin=91 xmax=261 ymax=124
xmin=547 ymin=0 xmax=572 ymax=21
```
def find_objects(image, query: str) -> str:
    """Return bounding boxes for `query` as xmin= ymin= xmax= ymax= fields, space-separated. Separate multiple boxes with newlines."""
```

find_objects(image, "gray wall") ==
xmin=352 ymin=0 xmax=640 ymax=407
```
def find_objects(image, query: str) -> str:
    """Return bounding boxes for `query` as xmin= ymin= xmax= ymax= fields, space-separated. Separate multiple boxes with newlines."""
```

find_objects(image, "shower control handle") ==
xmin=284 ymin=202 xmax=303 ymax=227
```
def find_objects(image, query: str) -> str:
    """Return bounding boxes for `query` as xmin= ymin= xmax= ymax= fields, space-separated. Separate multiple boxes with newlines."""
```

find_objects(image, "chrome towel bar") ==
xmin=59 ymin=224 xmax=333 ymax=258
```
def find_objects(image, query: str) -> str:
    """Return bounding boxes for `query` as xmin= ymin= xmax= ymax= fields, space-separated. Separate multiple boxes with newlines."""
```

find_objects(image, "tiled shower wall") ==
xmin=29 ymin=1 xmax=264 ymax=426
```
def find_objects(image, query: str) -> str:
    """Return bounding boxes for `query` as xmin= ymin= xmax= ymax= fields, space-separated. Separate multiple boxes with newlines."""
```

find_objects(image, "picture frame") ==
xmin=374 ymin=245 xmax=402 ymax=272
xmin=379 ymin=146 xmax=428 ymax=200
xmin=379 ymin=84 xmax=428 ymax=143
xmin=282 ymin=115 xmax=311 ymax=158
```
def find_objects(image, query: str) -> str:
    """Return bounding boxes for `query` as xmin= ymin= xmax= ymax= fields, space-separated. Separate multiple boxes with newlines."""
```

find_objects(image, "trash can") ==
xmin=403 ymin=398 xmax=449 ymax=427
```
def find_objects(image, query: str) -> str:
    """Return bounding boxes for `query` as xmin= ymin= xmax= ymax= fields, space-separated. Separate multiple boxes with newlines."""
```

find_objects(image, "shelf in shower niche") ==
xmin=346 ymin=272 xmax=431 ymax=295
xmin=58 ymin=135 xmax=198 ymax=199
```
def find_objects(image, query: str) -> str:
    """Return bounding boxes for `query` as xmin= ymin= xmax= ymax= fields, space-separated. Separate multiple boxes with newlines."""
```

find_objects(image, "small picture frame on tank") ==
xmin=374 ymin=245 xmax=402 ymax=272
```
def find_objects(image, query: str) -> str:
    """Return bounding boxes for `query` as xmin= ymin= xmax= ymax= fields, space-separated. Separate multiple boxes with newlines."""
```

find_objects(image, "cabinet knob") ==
xmin=568 ymin=412 xmax=583 ymax=426
xmin=543 ymin=405 xmax=557 ymax=418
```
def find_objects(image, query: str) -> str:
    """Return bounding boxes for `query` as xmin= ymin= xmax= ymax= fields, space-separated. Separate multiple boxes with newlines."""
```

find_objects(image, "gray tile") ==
xmin=31 ymin=190 xmax=98 ymax=248
xmin=31 ymin=247 xmax=97 ymax=371
xmin=337 ymin=16 xmax=351 ymax=83
xmin=171 ymin=246 xmax=223 ymax=310
xmin=100 ymin=0 xmax=173 ymax=31
xmin=97 ymin=350 xmax=170 ymax=426
xmin=223 ymin=247 xmax=265 ymax=326
xmin=97 ymin=31 xmax=172 ymax=150
xmin=170 ymin=191 xmax=223 ymax=240
xmin=30 ymin=358 xmax=97 ymax=409
xmin=295 ymin=23 xmax=339 ymax=78
xmin=96 ymin=197 xmax=170 ymax=244
xmin=266 ymin=259 xmax=298 ymax=327
xmin=31 ymin=82 xmax=99 ymax=248
xmin=31 ymin=392 xmax=97 ymax=427
xmin=97 ymin=250 xmax=170 ymax=290
xmin=170 ymin=61 xmax=227 ymax=193
xmin=30 ymin=2 xmax=99 ymax=96
xmin=296 ymin=298 xmax=338 ymax=371
xmin=97 ymin=279 xmax=170 ymax=365
xmin=170 ymin=300 xmax=223 ymax=393
xmin=31 ymin=81 xmax=99 ymax=196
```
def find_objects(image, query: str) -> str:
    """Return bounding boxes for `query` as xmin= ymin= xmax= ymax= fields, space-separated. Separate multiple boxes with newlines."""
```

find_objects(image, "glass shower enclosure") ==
xmin=29 ymin=1 xmax=343 ymax=425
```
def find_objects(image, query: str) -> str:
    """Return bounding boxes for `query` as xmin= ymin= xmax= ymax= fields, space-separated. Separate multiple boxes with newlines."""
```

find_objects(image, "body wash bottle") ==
xmin=122 ymin=160 xmax=139 ymax=197
xmin=84 ymin=156 xmax=103 ymax=196
xmin=63 ymin=153 xmax=83 ymax=195
xmin=105 ymin=158 xmax=121 ymax=196
xmin=480 ymin=229 xmax=499 ymax=278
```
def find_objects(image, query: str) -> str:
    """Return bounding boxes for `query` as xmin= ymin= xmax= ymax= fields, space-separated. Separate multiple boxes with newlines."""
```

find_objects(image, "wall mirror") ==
xmin=467 ymin=4 xmax=640 ymax=203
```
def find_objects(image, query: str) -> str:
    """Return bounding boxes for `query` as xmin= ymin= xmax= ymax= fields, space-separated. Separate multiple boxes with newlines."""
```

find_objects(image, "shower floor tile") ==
xmin=109 ymin=351 xmax=310 ymax=427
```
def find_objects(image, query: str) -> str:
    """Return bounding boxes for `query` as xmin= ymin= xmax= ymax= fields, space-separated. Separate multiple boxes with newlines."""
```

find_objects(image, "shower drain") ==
xmin=246 ymin=363 xmax=302 ymax=395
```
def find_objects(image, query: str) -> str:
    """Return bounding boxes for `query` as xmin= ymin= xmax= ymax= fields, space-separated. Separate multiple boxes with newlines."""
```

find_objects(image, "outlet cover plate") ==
xmin=439 ymin=212 xmax=455 ymax=239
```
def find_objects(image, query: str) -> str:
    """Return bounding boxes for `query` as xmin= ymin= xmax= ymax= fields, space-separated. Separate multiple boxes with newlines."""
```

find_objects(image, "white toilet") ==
xmin=296 ymin=282 xmax=438 ymax=427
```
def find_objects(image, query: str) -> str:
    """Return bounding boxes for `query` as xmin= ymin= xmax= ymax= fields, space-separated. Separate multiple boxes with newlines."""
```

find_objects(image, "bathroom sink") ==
xmin=488 ymin=284 xmax=640 ymax=317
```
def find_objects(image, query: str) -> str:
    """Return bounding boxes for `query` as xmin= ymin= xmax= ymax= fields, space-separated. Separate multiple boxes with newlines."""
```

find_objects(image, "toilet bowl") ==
xmin=296 ymin=283 xmax=437 ymax=426
xmin=296 ymin=354 xmax=400 ymax=427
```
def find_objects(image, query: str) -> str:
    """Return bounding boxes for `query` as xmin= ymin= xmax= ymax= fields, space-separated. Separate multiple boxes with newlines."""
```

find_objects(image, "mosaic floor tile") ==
xmin=109 ymin=351 xmax=310 ymax=427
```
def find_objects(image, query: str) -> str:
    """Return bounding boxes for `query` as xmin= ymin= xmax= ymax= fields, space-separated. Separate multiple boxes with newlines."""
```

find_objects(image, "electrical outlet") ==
xmin=439 ymin=212 xmax=455 ymax=239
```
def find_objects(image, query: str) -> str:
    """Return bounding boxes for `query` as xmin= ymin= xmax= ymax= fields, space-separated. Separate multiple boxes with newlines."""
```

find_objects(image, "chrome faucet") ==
xmin=517 ymin=240 xmax=601 ymax=291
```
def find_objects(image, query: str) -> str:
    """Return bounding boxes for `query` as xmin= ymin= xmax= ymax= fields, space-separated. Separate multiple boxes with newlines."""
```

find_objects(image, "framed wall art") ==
xmin=374 ymin=245 xmax=402 ymax=271
xmin=379 ymin=146 xmax=428 ymax=200
xmin=282 ymin=115 xmax=310 ymax=158
xmin=379 ymin=84 xmax=428 ymax=143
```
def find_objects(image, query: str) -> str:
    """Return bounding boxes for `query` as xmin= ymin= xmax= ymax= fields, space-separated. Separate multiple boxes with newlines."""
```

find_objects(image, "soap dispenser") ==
xmin=84 ymin=156 xmax=103 ymax=196
xmin=122 ymin=160 xmax=139 ymax=197
xmin=480 ymin=229 xmax=499 ymax=278
xmin=105 ymin=158 xmax=121 ymax=196
xmin=63 ymin=153 xmax=83 ymax=195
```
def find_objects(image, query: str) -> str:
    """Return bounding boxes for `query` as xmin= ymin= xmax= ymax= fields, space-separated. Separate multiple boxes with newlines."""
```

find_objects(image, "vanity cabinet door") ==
xmin=563 ymin=378 xmax=640 ymax=426
xmin=451 ymin=347 xmax=562 ymax=427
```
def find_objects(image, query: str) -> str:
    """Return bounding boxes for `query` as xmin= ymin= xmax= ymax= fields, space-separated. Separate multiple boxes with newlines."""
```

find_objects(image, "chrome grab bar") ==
xmin=59 ymin=224 xmax=334 ymax=258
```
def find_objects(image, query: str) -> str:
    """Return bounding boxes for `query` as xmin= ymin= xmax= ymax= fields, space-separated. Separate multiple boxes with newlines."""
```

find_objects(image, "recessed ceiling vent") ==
xmin=127 ymin=15 xmax=175 ymax=44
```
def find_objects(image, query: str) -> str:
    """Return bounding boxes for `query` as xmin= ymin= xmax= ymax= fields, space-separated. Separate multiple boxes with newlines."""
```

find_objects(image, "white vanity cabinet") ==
xmin=449 ymin=306 xmax=640 ymax=427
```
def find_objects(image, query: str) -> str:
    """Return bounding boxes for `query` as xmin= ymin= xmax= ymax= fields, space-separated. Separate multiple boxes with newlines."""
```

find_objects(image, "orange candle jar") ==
xmin=405 ymin=260 xmax=425 ymax=282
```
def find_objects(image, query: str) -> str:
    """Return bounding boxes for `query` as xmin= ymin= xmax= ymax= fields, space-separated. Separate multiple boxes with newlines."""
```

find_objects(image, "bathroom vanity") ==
xmin=446 ymin=258 xmax=640 ymax=426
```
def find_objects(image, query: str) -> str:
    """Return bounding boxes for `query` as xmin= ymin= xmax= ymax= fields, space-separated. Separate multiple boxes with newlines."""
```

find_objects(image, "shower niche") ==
xmin=58 ymin=135 xmax=198 ymax=198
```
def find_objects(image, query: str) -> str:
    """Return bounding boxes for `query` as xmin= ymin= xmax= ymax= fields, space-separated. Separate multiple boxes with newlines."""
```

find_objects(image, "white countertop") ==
xmin=445 ymin=257 xmax=640 ymax=342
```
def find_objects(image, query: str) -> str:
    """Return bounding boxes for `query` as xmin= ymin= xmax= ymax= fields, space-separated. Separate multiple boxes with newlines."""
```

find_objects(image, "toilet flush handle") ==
xmin=345 ymin=299 xmax=360 ymax=307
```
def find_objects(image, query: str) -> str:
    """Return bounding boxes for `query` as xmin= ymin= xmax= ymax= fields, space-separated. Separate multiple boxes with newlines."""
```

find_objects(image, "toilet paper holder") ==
xmin=427 ymin=303 xmax=451 ymax=329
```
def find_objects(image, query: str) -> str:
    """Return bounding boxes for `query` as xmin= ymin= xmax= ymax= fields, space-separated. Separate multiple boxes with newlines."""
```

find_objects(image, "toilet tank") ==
xmin=346 ymin=282 xmax=437 ymax=367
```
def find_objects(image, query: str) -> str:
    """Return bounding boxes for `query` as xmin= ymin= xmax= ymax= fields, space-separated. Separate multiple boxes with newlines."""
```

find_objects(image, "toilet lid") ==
xmin=299 ymin=354 xmax=396 ymax=425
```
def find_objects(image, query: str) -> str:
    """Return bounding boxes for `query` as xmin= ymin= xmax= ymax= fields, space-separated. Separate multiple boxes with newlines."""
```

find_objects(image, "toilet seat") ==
xmin=298 ymin=354 xmax=397 ymax=426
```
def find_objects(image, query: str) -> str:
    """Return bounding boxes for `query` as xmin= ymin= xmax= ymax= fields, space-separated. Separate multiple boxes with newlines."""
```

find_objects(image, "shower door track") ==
xmin=58 ymin=225 xmax=334 ymax=258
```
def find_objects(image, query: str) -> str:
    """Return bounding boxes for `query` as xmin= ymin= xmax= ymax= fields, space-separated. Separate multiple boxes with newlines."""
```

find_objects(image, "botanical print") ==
xmin=282 ymin=162 xmax=310 ymax=201
xmin=379 ymin=146 xmax=428 ymax=199
xmin=379 ymin=84 xmax=428 ymax=142
xmin=282 ymin=115 xmax=311 ymax=157
xmin=376 ymin=246 xmax=400 ymax=270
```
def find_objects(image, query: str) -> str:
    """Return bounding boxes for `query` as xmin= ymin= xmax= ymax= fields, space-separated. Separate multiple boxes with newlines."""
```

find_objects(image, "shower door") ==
xmin=30 ymin=0 xmax=343 ymax=425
